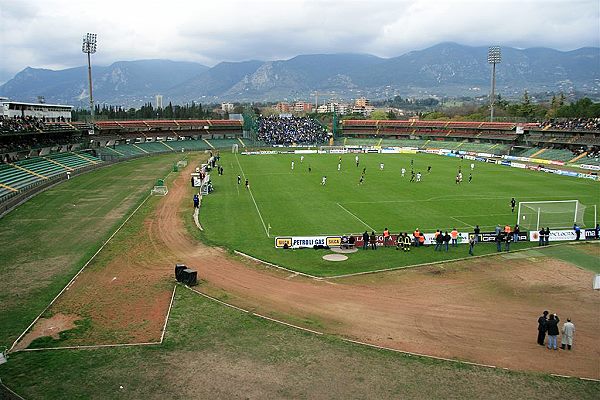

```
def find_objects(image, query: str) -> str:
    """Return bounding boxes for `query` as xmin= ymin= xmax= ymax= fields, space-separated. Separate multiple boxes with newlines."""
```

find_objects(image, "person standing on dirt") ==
xmin=561 ymin=318 xmax=575 ymax=350
xmin=537 ymin=310 xmax=549 ymax=346
xmin=193 ymin=194 xmax=199 ymax=209
xmin=370 ymin=231 xmax=377 ymax=250
xmin=362 ymin=231 xmax=369 ymax=250
xmin=546 ymin=313 xmax=560 ymax=350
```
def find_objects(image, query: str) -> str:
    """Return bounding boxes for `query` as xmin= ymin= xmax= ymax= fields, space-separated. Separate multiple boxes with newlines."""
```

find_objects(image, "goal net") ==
xmin=150 ymin=185 xmax=168 ymax=196
xmin=517 ymin=200 xmax=586 ymax=231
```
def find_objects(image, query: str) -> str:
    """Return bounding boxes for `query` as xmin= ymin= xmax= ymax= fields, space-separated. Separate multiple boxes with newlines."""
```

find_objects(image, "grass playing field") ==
xmin=199 ymin=152 xmax=599 ymax=276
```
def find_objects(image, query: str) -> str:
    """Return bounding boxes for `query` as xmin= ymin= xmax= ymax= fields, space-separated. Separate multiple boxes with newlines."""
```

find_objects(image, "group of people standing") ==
xmin=537 ymin=311 xmax=575 ymax=351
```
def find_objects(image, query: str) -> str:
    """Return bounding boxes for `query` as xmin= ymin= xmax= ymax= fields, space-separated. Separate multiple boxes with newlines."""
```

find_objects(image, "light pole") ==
xmin=82 ymin=33 xmax=97 ymax=121
xmin=488 ymin=46 xmax=501 ymax=122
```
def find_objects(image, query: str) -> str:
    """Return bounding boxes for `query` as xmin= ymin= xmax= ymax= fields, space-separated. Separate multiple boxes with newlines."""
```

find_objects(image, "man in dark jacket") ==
xmin=362 ymin=231 xmax=369 ymax=250
xmin=537 ymin=311 xmax=549 ymax=346
xmin=544 ymin=227 xmax=550 ymax=246
xmin=546 ymin=313 xmax=560 ymax=350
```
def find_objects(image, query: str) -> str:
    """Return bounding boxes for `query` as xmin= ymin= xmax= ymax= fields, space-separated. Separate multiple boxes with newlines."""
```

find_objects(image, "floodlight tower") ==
xmin=487 ymin=46 xmax=501 ymax=122
xmin=82 ymin=33 xmax=97 ymax=121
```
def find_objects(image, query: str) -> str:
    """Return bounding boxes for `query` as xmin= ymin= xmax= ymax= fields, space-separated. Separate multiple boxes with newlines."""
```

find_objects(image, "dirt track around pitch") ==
xmin=158 ymin=159 xmax=599 ymax=379
xmin=17 ymin=158 xmax=600 ymax=379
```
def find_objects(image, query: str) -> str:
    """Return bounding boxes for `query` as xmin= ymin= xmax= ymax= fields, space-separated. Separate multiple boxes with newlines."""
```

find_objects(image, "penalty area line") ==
xmin=337 ymin=203 xmax=375 ymax=231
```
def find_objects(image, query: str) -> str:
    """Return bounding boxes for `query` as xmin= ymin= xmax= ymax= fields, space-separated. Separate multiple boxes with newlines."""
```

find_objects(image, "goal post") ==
xmin=517 ymin=200 xmax=586 ymax=231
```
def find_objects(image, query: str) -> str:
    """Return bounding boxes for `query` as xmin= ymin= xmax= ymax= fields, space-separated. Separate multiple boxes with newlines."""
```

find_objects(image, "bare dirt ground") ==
xmin=18 ymin=159 xmax=600 ymax=379
xmin=157 ymin=160 xmax=599 ymax=379
xmin=14 ymin=314 xmax=80 ymax=350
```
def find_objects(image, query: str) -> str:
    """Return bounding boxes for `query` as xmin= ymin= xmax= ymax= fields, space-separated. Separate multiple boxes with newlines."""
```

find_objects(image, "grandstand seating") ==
xmin=0 ymin=151 xmax=102 ymax=202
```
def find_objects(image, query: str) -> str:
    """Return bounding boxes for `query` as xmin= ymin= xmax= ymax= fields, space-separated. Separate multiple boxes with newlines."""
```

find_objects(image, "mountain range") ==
xmin=1 ymin=43 xmax=598 ymax=107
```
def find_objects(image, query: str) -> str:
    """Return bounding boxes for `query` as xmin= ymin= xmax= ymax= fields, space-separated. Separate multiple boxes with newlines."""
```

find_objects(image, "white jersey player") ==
xmin=401 ymin=168 xmax=406 ymax=177
xmin=321 ymin=176 xmax=327 ymax=185
xmin=300 ymin=155 xmax=304 ymax=163
xmin=291 ymin=161 xmax=295 ymax=170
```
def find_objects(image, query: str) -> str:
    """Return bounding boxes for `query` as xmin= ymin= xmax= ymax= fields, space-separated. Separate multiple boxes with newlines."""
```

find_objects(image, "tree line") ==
xmin=72 ymin=102 xmax=221 ymax=121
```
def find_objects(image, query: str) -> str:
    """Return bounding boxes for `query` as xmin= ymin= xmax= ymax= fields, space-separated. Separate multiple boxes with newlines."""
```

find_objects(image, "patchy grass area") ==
xmin=536 ymin=242 xmax=600 ymax=273
xmin=0 ymin=153 xmax=183 ymax=347
xmin=2 ymin=287 xmax=598 ymax=399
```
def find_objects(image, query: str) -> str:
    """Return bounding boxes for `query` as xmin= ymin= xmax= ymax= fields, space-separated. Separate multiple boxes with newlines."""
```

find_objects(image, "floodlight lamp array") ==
xmin=488 ymin=46 xmax=501 ymax=64
xmin=82 ymin=33 xmax=97 ymax=54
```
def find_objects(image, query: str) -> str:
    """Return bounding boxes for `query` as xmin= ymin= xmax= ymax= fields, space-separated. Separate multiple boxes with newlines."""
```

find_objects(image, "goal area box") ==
xmin=517 ymin=200 xmax=585 ymax=231
xmin=151 ymin=185 xmax=168 ymax=196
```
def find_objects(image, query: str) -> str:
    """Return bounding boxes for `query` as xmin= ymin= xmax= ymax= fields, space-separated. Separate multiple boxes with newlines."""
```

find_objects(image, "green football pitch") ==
xmin=198 ymin=152 xmax=599 ymax=276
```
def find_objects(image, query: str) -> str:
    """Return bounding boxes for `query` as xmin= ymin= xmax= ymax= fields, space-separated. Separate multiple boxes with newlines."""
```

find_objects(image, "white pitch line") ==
xmin=337 ymin=202 xmax=375 ymax=231
xmin=235 ymin=154 xmax=269 ymax=237
xmin=450 ymin=216 xmax=474 ymax=228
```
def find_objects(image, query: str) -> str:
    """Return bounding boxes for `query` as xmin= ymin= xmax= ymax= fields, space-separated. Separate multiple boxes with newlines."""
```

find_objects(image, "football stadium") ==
xmin=1 ymin=4 xmax=600 ymax=400
xmin=1 ymin=105 xmax=599 ymax=398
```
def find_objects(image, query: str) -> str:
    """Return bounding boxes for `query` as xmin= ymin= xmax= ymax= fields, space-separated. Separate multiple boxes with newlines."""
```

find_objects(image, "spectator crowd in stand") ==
xmin=257 ymin=116 xmax=329 ymax=145
xmin=538 ymin=118 xmax=600 ymax=132
xmin=0 ymin=115 xmax=48 ymax=134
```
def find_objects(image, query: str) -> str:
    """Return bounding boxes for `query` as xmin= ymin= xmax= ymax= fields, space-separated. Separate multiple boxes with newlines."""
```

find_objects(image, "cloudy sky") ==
xmin=0 ymin=0 xmax=598 ymax=84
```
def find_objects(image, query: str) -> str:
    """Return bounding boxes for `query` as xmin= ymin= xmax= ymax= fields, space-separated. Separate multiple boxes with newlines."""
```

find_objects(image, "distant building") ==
xmin=317 ymin=102 xmax=350 ymax=114
xmin=352 ymin=105 xmax=375 ymax=116
xmin=221 ymin=102 xmax=235 ymax=112
xmin=293 ymin=101 xmax=313 ymax=113
xmin=155 ymin=94 xmax=163 ymax=109
xmin=355 ymin=97 xmax=370 ymax=107
xmin=275 ymin=102 xmax=292 ymax=113
xmin=0 ymin=100 xmax=72 ymax=122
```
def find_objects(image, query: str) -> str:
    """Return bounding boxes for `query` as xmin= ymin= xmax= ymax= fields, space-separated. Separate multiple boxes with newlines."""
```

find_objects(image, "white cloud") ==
xmin=0 ymin=0 xmax=598 ymax=83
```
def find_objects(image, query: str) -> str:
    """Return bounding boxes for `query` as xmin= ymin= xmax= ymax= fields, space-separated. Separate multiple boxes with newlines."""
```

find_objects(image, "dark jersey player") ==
xmin=511 ymin=197 xmax=516 ymax=213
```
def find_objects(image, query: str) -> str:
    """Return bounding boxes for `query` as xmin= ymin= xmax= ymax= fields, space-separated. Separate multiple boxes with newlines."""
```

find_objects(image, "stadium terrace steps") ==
xmin=541 ymin=148 xmax=577 ymax=162
xmin=568 ymin=152 xmax=588 ymax=164
xmin=0 ymin=152 xmax=102 ymax=201
xmin=342 ymin=137 xmax=512 ymax=154
xmin=95 ymin=139 xmax=244 ymax=160
xmin=530 ymin=148 xmax=547 ymax=158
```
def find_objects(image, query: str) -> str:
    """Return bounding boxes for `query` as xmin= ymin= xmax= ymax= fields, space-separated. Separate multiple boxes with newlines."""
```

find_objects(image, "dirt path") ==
xmin=157 ymin=159 xmax=600 ymax=379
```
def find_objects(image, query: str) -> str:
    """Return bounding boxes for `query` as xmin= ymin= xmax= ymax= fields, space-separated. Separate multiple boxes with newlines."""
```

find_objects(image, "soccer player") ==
xmin=338 ymin=163 xmax=341 ymax=171
xmin=245 ymin=179 xmax=249 ymax=189
xmin=401 ymin=168 xmax=406 ymax=177
xmin=458 ymin=171 xmax=463 ymax=183
xmin=362 ymin=167 xmax=367 ymax=175
xmin=321 ymin=176 xmax=327 ymax=185
xmin=410 ymin=171 xmax=415 ymax=182
xmin=470 ymin=163 xmax=475 ymax=171
xmin=359 ymin=175 xmax=364 ymax=185
xmin=427 ymin=166 xmax=431 ymax=173
xmin=300 ymin=155 xmax=304 ymax=163
xmin=416 ymin=172 xmax=422 ymax=182
xmin=455 ymin=174 xmax=460 ymax=184
xmin=291 ymin=161 xmax=295 ymax=171
xmin=380 ymin=163 xmax=384 ymax=170
xmin=308 ymin=165 xmax=312 ymax=173
xmin=237 ymin=175 xmax=241 ymax=185
xmin=510 ymin=197 xmax=516 ymax=213
xmin=468 ymin=173 xmax=472 ymax=183
xmin=355 ymin=155 xmax=359 ymax=167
